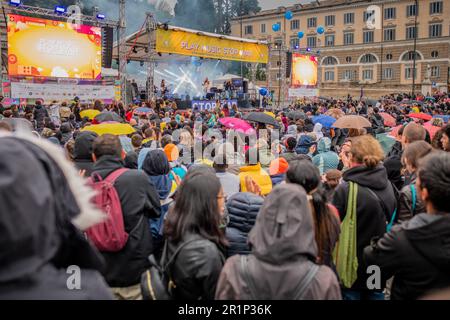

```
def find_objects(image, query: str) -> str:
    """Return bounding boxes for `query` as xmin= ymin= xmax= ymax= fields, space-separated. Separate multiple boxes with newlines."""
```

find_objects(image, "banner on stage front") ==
xmin=156 ymin=29 xmax=269 ymax=64
xmin=288 ymin=88 xmax=318 ymax=97
xmin=192 ymin=100 xmax=238 ymax=111
xmin=11 ymin=82 xmax=115 ymax=101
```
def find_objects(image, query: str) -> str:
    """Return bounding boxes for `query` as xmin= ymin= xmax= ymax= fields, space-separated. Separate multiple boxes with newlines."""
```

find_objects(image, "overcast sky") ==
xmin=260 ymin=0 xmax=312 ymax=10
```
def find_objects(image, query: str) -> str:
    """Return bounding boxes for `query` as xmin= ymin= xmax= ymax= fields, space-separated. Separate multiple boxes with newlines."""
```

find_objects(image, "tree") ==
xmin=220 ymin=0 xmax=261 ymax=34
xmin=174 ymin=0 xmax=216 ymax=32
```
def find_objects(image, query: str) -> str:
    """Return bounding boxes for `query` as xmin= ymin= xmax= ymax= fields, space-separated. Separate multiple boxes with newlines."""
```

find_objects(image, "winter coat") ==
xmin=239 ymin=163 xmax=272 ymax=196
xmin=73 ymin=131 xmax=98 ymax=177
xmin=280 ymin=151 xmax=298 ymax=162
xmin=216 ymin=171 xmax=240 ymax=198
xmin=397 ymin=174 xmax=425 ymax=223
xmin=270 ymin=173 xmax=285 ymax=186
xmin=91 ymin=155 xmax=161 ymax=287
xmin=0 ymin=137 xmax=112 ymax=300
xmin=216 ymin=184 xmax=342 ymax=300
xmin=384 ymin=145 xmax=404 ymax=190
xmin=364 ymin=214 xmax=450 ymax=300
xmin=225 ymin=193 xmax=264 ymax=257
xmin=312 ymin=138 xmax=340 ymax=175
xmin=165 ymin=233 xmax=225 ymax=300
xmin=332 ymin=164 xmax=397 ymax=291
xmin=33 ymin=104 xmax=49 ymax=130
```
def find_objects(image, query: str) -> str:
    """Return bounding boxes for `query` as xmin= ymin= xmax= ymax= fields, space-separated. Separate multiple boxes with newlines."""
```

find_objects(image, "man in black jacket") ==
xmin=33 ymin=100 xmax=49 ymax=132
xmin=91 ymin=134 xmax=161 ymax=299
xmin=364 ymin=152 xmax=450 ymax=300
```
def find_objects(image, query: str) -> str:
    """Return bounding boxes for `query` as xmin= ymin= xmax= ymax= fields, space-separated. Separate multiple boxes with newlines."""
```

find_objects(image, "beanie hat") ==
xmin=164 ymin=143 xmax=179 ymax=162
xmin=269 ymin=157 xmax=289 ymax=176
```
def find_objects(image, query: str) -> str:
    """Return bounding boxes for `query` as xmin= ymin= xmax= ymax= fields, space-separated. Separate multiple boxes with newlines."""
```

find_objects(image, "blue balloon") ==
xmin=285 ymin=11 xmax=293 ymax=20
xmin=297 ymin=31 xmax=304 ymax=39
xmin=259 ymin=88 xmax=268 ymax=96
xmin=272 ymin=23 xmax=280 ymax=32
xmin=317 ymin=26 xmax=325 ymax=34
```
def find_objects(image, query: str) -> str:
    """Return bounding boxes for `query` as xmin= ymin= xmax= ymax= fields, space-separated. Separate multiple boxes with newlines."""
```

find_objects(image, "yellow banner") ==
xmin=156 ymin=29 xmax=268 ymax=64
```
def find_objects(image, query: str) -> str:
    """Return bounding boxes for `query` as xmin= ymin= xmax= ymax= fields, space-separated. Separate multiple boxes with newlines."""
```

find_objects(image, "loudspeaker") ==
xmin=102 ymin=27 xmax=114 ymax=68
xmin=243 ymin=81 xmax=248 ymax=93
xmin=286 ymin=51 xmax=293 ymax=78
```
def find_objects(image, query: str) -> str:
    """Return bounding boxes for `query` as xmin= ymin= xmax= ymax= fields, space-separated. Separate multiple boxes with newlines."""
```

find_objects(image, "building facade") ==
xmin=231 ymin=0 xmax=450 ymax=102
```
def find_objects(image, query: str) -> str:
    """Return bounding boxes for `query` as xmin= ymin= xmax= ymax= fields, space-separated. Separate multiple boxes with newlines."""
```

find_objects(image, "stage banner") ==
xmin=291 ymin=54 xmax=318 ymax=88
xmin=11 ymin=82 xmax=115 ymax=102
xmin=156 ymin=29 xmax=268 ymax=64
xmin=7 ymin=14 xmax=102 ymax=79
xmin=192 ymin=99 xmax=238 ymax=111
xmin=288 ymin=88 xmax=318 ymax=97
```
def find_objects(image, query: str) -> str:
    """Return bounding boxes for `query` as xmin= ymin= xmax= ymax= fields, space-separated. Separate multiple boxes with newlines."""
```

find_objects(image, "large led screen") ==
xmin=291 ymin=53 xmax=318 ymax=88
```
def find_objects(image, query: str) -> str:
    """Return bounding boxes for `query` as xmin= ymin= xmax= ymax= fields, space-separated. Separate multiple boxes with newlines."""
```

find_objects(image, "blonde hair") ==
xmin=350 ymin=135 xmax=384 ymax=168
xmin=179 ymin=130 xmax=193 ymax=146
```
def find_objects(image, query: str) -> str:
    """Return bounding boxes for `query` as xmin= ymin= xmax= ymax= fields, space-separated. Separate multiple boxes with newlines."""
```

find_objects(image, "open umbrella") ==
xmin=312 ymin=115 xmax=336 ymax=129
xmin=389 ymin=124 xmax=404 ymax=139
xmin=408 ymin=113 xmax=432 ymax=121
xmin=219 ymin=117 xmax=255 ymax=135
xmin=332 ymin=115 xmax=371 ymax=129
xmin=264 ymin=111 xmax=276 ymax=118
xmin=134 ymin=107 xmax=153 ymax=116
xmin=79 ymin=109 xmax=100 ymax=120
xmin=326 ymin=108 xmax=344 ymax=119
xmin=433 ymin=115 xmax=450 ymax=124
xmin=376 ymin=133 xmax=397 ymax=156
xmin=94 ymin=112 xmax=123 ymax=123
xmin=423 ymin=122 xmax=441 ymax=140
xmin=244 ymin=112 xmax=280 ymax=128
xmin=379 ymin=112 xmax=396 ymax=127
xmin=81 ymin=122 xmax=136 ymax=136
xmin=425 ymin=96 xmax=436 ymax=101
xmin=287 ymin=110 xmax=306 ymax=120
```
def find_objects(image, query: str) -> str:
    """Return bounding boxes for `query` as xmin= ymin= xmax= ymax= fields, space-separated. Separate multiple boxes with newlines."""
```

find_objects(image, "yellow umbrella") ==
xmin=80 ymin=109 xmax=101 ymax=120
xmin=81 ymin=123 xmax=136 ymax=136
xmin=264 ymin=111 xmax=276 ymax=118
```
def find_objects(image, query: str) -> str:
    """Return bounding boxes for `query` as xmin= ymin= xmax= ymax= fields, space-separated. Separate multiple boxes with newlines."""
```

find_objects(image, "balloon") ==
xmin=285 ymin=11 xmax=293 ymax=20
xmin=317 ymin=26 xmax=325 ymax=34
xmin=297 ymin=31 xmax=304 ymax=39
xmin=272 ymin=23 xmax=280 ymax=32
xmin=259 ymin=88 xmax=268 ymax=96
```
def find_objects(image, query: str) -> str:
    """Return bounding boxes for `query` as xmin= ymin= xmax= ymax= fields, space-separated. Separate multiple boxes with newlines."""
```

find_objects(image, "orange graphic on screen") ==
xmin=7 ymin=14 xmax=102 ymax=79
xmin=291 ymin=54 xmax=318 ymax=88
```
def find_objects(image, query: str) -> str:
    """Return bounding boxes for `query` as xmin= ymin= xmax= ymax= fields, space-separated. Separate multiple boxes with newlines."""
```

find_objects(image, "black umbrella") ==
xmin=287 ymin=110 xmax=306 ymax=121
xmin=94 ymin=112 xmax=124 ymax=123
xmin=244 ymin=112 xmax=280 ymax=128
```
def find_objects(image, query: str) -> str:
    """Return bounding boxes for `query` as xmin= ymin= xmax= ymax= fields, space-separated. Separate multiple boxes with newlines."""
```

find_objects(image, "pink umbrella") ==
xmin=379 ymin=112 xmax=396 ymax=127
xmin=219 ymin=117 xmax=255 ymax=135
xmin=389 ymin=124 xmax=404 ymax=139
xmin=423 ymin=122 xmax=441 ymax=140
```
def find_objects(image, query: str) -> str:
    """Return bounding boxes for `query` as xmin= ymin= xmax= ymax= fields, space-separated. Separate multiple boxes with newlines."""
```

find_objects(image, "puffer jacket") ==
xmin=226 ymin=193 xmax=264 ymax=257
xmin=397 ymin=174 xmax=425 ymax=223
xmin=239 ymin=163 xmax=272 ymax=196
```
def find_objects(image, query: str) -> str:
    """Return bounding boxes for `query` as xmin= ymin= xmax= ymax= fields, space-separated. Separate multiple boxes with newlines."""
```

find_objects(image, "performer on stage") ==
xmin=202 ymin=77 xmax=210 ymax=96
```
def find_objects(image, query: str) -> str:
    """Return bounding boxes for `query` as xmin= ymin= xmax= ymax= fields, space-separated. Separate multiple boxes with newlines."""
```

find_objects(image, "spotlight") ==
xmin=158 ymin=52 xmax=162 ymax=57
xmin=306 ymin=47 xmax=311 ymax=52
xmin=96 ymin=13 xmax=106 ymax=20
xmin=295 ymin=45 xmax=299 ymax=49
xmin=54 ymin=6 xmax=66 ymax=14
xmin=162 ymin=23 xmax=169 ymax=31
xmin=9 ymin=0 xmax=21 ymax=6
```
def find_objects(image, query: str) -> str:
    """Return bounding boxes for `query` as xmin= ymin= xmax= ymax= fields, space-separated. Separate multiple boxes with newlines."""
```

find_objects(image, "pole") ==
xmin=240 ymin=0 xmax=243 ymax=99
xmin=118 ymin=0 xmax=127 ymax=104
xmin=412 ymin=0 xmax=418 ymax=97
xmin=278 ymin=47 xmax=281 ymax=109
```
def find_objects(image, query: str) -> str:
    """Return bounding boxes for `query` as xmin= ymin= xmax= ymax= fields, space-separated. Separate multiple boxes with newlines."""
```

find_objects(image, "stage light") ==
xmin=306 ymin=47 xmax=311 ymax=52
xmin=96 ymin=13 xmax=106 ymax=20
xmin=54 ymin=6 xmax=66 ymax=14
xmin=158 ymin=52 xmax=162 ymax=57
xmin=295 ymin=45 xmax=299 ymax=49
xmin=9 ymin=0 xmax=21 ymax=6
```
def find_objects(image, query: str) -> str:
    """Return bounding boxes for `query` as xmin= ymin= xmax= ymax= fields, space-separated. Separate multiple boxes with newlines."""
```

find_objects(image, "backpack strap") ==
xmin=293 ymin=264 xmax=320 ymax=300
xmin=162 ymin=239 xmax=202 ymax=272
xmin=240 ymin=255 xmax=258 ymax=300
xmin=365 ymin=184 xmax=397 ymax=229
xmin=410 ymin=184 xmax=417 ymax=214
xmin=105 ymin=168 xmax=129 ymax=184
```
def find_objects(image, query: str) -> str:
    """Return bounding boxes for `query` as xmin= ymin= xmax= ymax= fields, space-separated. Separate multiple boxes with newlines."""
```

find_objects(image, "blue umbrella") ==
xmin=312 ymin=115 xmax=336 ymax=129
xmin=425 ymin=96 xmax=436 ymax=101
xmin=433 ymin=115 xmax=450 ymax=123
xmin=134 ymin=107 xmax=153 ymax=115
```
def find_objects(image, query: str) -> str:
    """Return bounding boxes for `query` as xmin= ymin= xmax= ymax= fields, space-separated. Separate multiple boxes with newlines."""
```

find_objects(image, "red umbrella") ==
xmin=379 ymin=112 xmax=396 ymax=127
xmin=423 ymin=122 xmax=441 ymax=140
xmin=389 ymin=124 xmax=404 ymax=139
xmin=408 ymin=113 xmax=432 ymax=121
xmin=219 ymin=117 xmax=255 ymax=135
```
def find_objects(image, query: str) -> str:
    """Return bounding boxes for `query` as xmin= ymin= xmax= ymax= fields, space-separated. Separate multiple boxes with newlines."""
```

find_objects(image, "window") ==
xmin=431 ymin=66 xmax=440 ymax=77
xmin=360 ymin=53 xmax=377 ymax=63
xmin=406 ymin=4 xmax=418 ymax=17
xmin=344 ymin=12 xmax=354 ymax=24
xmin=384 ymin=28 xmax=396 ymax=41
xmin=325 ymin=35 xmax=335 ymax=47
xmin=307 ymin=17 xmax=317 ymax=28
xmin=364 ymin=10 xmax=375 ymax=22
xmin=290 ymin=19 xmax=300 ymax=30
xmin=276 ymin=73 xmax=281 ymax=80
xmin=343 ymin=70 xmax=354 ymax=80
xmin=402 ymin=51 xmax=421 ymax=61
xmin=430 ymin=1 xmax=443 ymax=14
xmin=344 ymin=32 xmax=354 ymax=45
xmin=431 ymin=51 xmax=439 ymax=58
xmin=406 ymin=26 xmax=417 ymax=39
xmin=323 ymin=56 xmax=338 ymax=65
xmin=429 ymin=24 xmax=442 ymax=37
xmin=383 ymin=68 xmax=393 ymax=79
xmin=244 ymin=25 xmax=253 ymax=35
xmin=386 ymin=53 xmax=393 ymax=60
xmin=325 ymin=70 xmax=335 ymax=81
xmin=405 ymin=67 xmax=417 ymax=79
xmin=325 ymin=15 xmax=335 ymax=26
xmin=345 ymin=56 xmax=352 ymax=63
xmin=363 ymin=30 xmax=374 ymax=43
xmin=362 ymin=69 xmax=373 ymax=80
xmin=307 ymin=36 xmax=317 ymax=48
xmin=290 ymin=37 xmax=299 ymax=49
xmin=274 ymin=38 xmax=283 ymax=49
xmin=384 ymin=7 xmax=396 ymax=20
xmin=261 ymin=24 xmax=266 ymax=33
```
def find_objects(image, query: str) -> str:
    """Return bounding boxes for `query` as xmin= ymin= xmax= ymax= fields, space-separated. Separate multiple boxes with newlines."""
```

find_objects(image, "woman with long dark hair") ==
xmin=286 ymin=160 xmax=340 ymax=269
xmin=163 ymin=172 xmax=226 ymax=300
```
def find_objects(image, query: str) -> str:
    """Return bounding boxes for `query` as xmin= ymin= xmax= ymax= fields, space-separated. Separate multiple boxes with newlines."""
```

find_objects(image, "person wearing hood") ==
xmin=364 ymin=152 xmax=450 ymax=300
xmin=59 ymin=122 xmax=73 ymax=146
xmin=296 ymin=134 xmax=317 ymax=158
xmin=313 ymin=123 xmax=324 ymax=140
xmin=312 ymin=137 xmax=340 ymax=175
xmin=332 ymin=135 xmax=397 ymax=300
xmin=215 ymin=183 xmax=342 ymax=300
xmin=0 ymin=135 xmax=112 ymax=299
xmin=33 ymin=100 xmax=49 ymax=132
xmin=73 ymin=131 xmax=98 ymax=176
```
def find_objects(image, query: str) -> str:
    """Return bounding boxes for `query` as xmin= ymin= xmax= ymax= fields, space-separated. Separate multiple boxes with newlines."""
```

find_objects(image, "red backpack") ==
xmin=86 ymin=168 xmax=129 ymax=252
